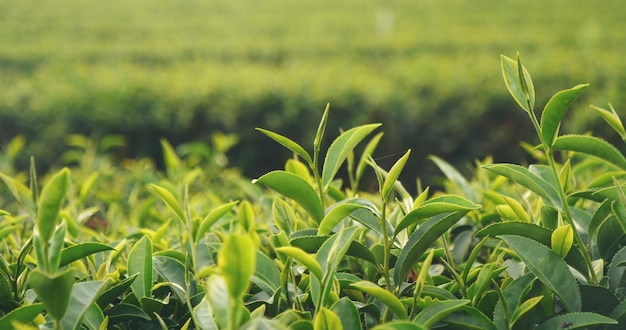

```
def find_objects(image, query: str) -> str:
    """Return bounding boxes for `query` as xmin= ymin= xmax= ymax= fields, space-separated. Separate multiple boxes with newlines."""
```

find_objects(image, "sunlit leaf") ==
xmin=253 ymin=171 xmax=323 ymax=223
xmin=540 ymin=84 xmax=588 ymax=146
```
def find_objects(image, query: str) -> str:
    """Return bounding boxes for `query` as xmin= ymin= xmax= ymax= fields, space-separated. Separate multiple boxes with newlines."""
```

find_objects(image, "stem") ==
xmin=527 ymin=111 xmax=598 ymax=284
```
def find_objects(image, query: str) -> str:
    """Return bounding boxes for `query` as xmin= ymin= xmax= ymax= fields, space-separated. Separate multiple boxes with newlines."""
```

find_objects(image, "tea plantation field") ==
xmin=1 ymin=0 xmax=625 ymax=188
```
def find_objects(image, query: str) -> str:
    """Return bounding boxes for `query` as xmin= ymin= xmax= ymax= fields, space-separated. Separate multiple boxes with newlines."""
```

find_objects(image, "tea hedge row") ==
xmin=2 ymin=55 xmax=626 ymax=329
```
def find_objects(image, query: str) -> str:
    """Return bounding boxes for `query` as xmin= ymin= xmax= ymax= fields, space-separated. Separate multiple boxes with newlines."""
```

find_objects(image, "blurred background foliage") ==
xmin=1 ymin=0 xmax=625 ymax=190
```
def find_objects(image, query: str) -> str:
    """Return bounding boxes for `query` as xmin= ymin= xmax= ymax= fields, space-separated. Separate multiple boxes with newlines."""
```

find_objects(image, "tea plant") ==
xmin=1 ymin=55 xmax=626 ymax=329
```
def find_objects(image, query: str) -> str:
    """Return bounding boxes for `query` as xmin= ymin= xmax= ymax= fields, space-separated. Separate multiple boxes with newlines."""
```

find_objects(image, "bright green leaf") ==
xmin=256 ymin=128 xmax=313 ymax=165
xmin=218 ymin=234 xmax=256 ymax=300
xmin=381 ymin=150 xmax=411 ymax=202
xmin=394 ymin=195 xmax=481 ymax=236
xmin=150 ymin=184 xmax=185 ymax=224
xmin=350 ymin=281 xmax=408 ymax=319
xmin=551 ymin=224 xmax=574 ymax=258
xmin=196 ymin=201 xmax=238 ymax=242
xmin=509 ymin=296 xmax=543 ymax=328
xmin=253 ymin=171 xmax=323 ymax=223
xmin=322 ymin=123 xmax=381 ymax=190
xmin=592 ymin=103 xmax=626 ymax=140
xmin=318 ymin=203 xmax=366 ymax=236
xmin=553 ymin=135 xmax=626 ymax=170
xmin=313 ymin=307 xmax=343 ymax=330
xmin=482 ymin=164 xmax=561 ymax=208
xmin=540 ymin=84 xmax=588 ymax=146
xmin=36 ymin=168 xmax=70 ymax=245
xmin=414 ymin=299 xmax=470 ymax=329
xmin=127 ymin=236 xmax=153 ymax=299
xmin=61 ymin=280 xmax=111 ymax=330
xmin=275 ymin=246 xmax=323 ymax=280
xmin=501 ymin=54 xmax=535 ymax=112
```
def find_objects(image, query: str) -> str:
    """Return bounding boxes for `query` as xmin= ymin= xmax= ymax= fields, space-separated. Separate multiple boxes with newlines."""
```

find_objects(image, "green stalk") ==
xmin=527 ymin=110 xmax=598 ymax=284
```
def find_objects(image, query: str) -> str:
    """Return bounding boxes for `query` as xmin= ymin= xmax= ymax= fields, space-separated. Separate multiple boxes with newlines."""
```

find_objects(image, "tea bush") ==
xmin=2 ymin=55 xmax=626 ymax=329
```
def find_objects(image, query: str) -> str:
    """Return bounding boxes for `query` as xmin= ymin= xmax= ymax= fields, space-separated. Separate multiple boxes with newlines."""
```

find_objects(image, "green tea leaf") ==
xmin=395 ymin=211 xmax=468 ymax=285
xmin=0 ymin=303 xmax=44 ymax=329
xmin=322 ymin=123 xmax=381 ymax=190
xmin=160 ymin=138 xmax=181 ymax=180
xmin=313 ymin=307 xmax=343 ymax=330
xmin=36 ymin=168 xmax=70 ymax=245
xmin=104 ymin=303 xmax=151 ymax=324
xmin=153 ymin=256 xmax=190 ymax=302
xmin=192 ymin=297 xmax=218 ymax=330
xmin=394 ymin=195 xmax=481 ymax=236
xmin=493 ymin=273 xmax=536 ymax=330
xmin=29 ymin=268 xmax=75 ymax=323
xmin=553 ymin=135 xmax=626 ymax=170
xmin=381 ymin=150 xmax=411 ymax=202
xmin=330 ymin=297 xmax=362 ymax=330
xmin=61 ymin=280 xmax=111 ymax=330
xmin=551 ymin=224 xmax=574 ymax=258
xmin=196 ymin=201 xmax=238 ymax=241
xmin=509 ymin=296 xmax=543 ymax=328
xmin=127 ymin=235 xmax=153 ymax=299
xmin=97 ymin=274 xmax=138 ymax=309
xmin=414 ymin=299 xmax=470 ymax=329
xmin=272 ymin=198 xmax=296 ymax=237
xmin=150 ymin=184 xmax=185 ymax=224
xmin=540 ymin=84 xmax=588 ymax=147
xmin=350 ymin=281 xmax=408 ymax=319
xmin=535 ymin=312 xmax=617 ymax=330
xmin=482 ymin=164 xmax=561 ymax=208
xmin=440 ymin=306 xmax=496 ymax=330
xmin=275 ymin=246 xmax=323 ymax=280
xmin=252 ymin=250 xmax=281 ymax=295
xmin=355 ymin=132 xmax=384 ymax=185
xmin=253 ymin=171 xmax=323 ymax=223
xmin=48 ymin=221 xmax=67 ymax=274
xmin=592 ymin=103 xmax=626 ymax=140
xmin=501 ymin=54 xmax=535 ymax=113
xmin=218 ymin=234 xmax=256 ymax=300
xmin=371 ymin=322 xmax=427 ymax=330
xmin=314 ymin=103 xmax=330 ymax=160
xmin=312 ymin=226 xmax=360 ymax=308
xmin=318 ymin=203 xmax=366 ymax=236
xmin=256 ymin=128 xmax=313 ymax=165
xmin=498 ymin=235 xmax=582 ymax=312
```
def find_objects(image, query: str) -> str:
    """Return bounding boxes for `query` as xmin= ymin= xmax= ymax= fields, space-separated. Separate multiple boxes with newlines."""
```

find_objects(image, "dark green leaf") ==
xmin=535 ymin=312 xmax=617 ymax=330
xmin=61 ymin=280 xmax=110 ymax=330
xmin=0 ymin=303 xmax=44 ymax=329
xmin=498 ymin=235 xmax=581 ymax=312
xmin=330 ymin=297 xmax=362 ymax=330
xmin=395 ymin=211 xmax=468 ymax=285
xmin=29 ymin=268 xmax=75 ymax=322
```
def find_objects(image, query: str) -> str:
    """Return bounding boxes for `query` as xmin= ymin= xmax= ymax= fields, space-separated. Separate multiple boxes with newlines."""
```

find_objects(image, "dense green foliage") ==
xmin=2 ymin=56 xmax=626 ymax=328
xmin=1 ymin=0 xmax=625 ymax=184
